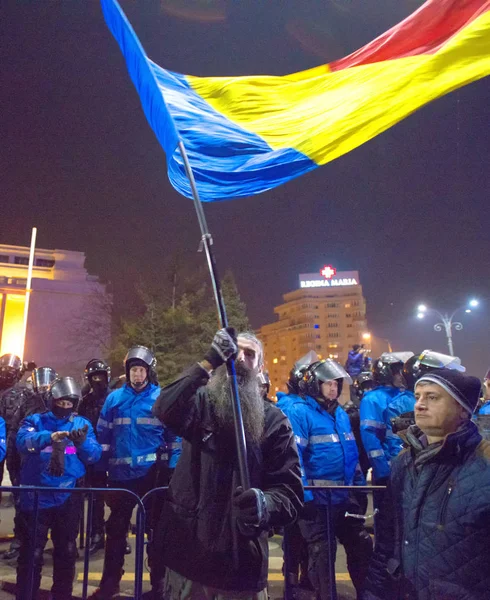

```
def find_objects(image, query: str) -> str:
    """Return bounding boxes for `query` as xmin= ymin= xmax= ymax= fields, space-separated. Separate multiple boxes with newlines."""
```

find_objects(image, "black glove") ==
xmin=46 ymin=441 xmax=65 ymax=477
xmin=233 ymin=486 xmax=269 ymax=536
xmin=204 ymin=327 xmax=238 ymax=370
xmin=69 ymin=424 xmax=88 ymax=447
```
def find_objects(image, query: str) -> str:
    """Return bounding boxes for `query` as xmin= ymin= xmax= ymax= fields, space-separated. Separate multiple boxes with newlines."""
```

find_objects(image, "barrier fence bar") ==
xmin=81 ymin=491 xmax=94 ymax=600
xmin=1 ymin=484 xmax=385 ymax=600
xmin=0 ymin=486 xmax=145 ymax=600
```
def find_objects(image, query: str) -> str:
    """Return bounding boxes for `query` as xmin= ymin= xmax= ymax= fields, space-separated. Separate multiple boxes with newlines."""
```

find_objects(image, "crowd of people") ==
xmin=0 ymin=333 xmax=489 ymax=600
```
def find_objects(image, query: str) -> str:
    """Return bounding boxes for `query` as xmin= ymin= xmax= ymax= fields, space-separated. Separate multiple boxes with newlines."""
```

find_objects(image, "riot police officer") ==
xmin=78 ymin=359 xmax=112 ymax=554
xmin=359 ymin=352 xmax=414 ymax=484
xmin=276 ymin=350 xmax=318 ymax=414
xmin=90 ymin=346 xmax=181 ymax=600
xmin=4 ymin=366 xmax=58 ymax=561
xmin=16 ymin=377 xmax=101 ymax=600
xmin=288 ymin=359 xmax=373 ymax=599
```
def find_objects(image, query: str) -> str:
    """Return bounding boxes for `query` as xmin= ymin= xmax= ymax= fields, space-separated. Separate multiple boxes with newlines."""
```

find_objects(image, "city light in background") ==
xmin=0 ymin=294 xmax=26 ymax=357
xmin=415 ymin=299 xmax=480 ymax=355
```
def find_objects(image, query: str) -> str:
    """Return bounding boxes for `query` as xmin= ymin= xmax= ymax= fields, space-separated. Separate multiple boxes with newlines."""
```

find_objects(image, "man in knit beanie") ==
xmin=363 ymin=369 xmax=490 ymax=600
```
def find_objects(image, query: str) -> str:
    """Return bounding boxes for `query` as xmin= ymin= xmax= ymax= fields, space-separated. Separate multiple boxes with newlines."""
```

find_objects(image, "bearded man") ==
xmin=152 ymin=329 xmax=303 ymax=600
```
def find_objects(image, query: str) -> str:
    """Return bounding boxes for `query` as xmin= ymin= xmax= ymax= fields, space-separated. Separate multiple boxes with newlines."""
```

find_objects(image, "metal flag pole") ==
xmin=20 ymin=226 xmax=37 ymax=361
xmin=178 ymin=140 xmax=251 ymax=490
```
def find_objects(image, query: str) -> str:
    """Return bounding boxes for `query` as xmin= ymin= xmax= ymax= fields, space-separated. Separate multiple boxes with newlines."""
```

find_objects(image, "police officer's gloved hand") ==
xmin=47 ymin=441 xmax=65 ymax=477
xmin=204 ymin=327 xmax=238 ymax=370
xmin=233 ymin=486 xmax=269 ymax=536
xmin=69 ymin=424 xmax=89 ymax=447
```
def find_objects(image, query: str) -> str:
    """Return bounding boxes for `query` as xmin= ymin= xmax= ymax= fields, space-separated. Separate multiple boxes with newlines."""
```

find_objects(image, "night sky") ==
xmin=3 ymin=1 xmax=490 ymax=376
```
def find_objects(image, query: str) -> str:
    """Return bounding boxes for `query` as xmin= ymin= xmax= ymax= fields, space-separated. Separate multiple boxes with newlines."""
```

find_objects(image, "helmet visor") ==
xmin=293 ymin=350 xmax=319 ymax=372
xmin=33 ymin=367 xmax=57 ymax=391
xmin=51 ymin=377 xmax=81 ymax=401
xmin=0 ymin=354 xmax=22 ymax=370
xmin=418 ymin=350 xmax=465 ymax=372
xmin=313 ymin=359 xmax=353 ymax=385
xmin=124 ymin=346 xmax=155 ymax=369
xmin=381 ymin=351 xmax=415 ymax=365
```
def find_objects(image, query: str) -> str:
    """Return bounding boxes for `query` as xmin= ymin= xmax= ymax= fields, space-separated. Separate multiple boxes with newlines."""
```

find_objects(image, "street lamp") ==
xmin=415 ymin=300 xmax=479 ymax=355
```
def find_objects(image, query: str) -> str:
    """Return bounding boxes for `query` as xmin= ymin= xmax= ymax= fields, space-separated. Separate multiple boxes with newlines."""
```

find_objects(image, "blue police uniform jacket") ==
xmin=287 ymin=395 xmax=364 ymax=505
xmin=16 ymin=411 xmax=101 ymax=510
xmin=478 ymin=401 xmax=490 ymax=415
xmin=276 ymin=392 xmax=303 ymax=416
xmin=0 ymin=417 xmax=6 ymax=463
xmin=360 ymin=387 xmax=415 ymax=481
xmin=97 ymin=382 xmax=182 ymax=482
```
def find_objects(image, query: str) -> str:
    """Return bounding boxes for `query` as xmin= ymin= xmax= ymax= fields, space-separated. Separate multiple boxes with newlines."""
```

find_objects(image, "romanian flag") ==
xmin=101 ymin=0 xmax=490 ymax=201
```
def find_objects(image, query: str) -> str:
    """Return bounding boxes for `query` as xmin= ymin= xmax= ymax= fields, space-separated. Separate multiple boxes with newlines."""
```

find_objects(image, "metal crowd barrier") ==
xmin=1 ymin=483 xmax=386 ymax=600
xmin=283 ymin=484 xmax=387 ymax=600
xmin=0 ymin=485 xmax=147 ymax=600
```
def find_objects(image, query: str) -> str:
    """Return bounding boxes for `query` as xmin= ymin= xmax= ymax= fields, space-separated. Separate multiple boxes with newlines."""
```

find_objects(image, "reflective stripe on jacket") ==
xmin=288 ymin=395 xmax=364 ymax=505
xmin=360 ymin=387 xmax=415 ymax=481
xmin=17 ymin=412 xmax=101 ymax=510
xmin=97 ymin=383 xmax=182 ymax=481
xmin=0 ymin=417 xmax=5 ymax=463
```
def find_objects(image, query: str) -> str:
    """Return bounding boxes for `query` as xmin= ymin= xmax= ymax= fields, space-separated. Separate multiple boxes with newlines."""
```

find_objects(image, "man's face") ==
xmin=414 ymin=382 xmax=467 ymax=438
xmin=54 ymin=398 xmax=74 ymax=410
xmin=321 ymin=379 xmax=338 ymax=401
xmin=236 ymin=337 xmax=261 ymax=373
xmin=484 ymin=379 xmax=490 ymax=400
xmin=129 ymin=365 xmax=147 ymax=388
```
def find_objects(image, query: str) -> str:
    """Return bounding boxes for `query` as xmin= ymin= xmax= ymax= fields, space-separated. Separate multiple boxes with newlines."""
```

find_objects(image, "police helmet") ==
xmin=353 ymin=371 xmax=375 ymax=395
xmin=124 ymin=345 xmax=156 ymax=381
xmin=84 ymin=358 xmax=111 ymax=383
xmin=402 ymin=350 xmax=465 ymax=391
xmin=287 ymin=350 xmax=318 ymax=394
xmin=257 ymin=371 xmax=271 ymax=395
xmin=372 ymin=352 xmax=414 ymax=386
xmin=0 ymin=354 xmax=23 ymax=387
xmin=50 ymin=377 xmax=82 ymax=411
xmin=304 ymin=359 xmax=352 ymax=399
xmin=32 ymin=367 xmax=58 ymax=393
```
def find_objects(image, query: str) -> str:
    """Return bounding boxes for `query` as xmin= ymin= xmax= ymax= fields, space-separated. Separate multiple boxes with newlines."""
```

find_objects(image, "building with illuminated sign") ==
xmin=0 ymin=244 xmax=111 ymax=376
xmin=259 ymin=266 xmax=369 ymax=396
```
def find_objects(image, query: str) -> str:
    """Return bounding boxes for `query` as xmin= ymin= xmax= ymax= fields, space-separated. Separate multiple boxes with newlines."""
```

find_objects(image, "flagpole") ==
xmin=178 ymin=141 xmax=251 ymax=490
xmin=20 ymin=227 xmax=37 ymax=362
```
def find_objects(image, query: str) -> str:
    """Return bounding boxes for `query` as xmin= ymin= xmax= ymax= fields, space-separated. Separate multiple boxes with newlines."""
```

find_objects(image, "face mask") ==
xmin=52 ymin=405 xmax=73 ymax=419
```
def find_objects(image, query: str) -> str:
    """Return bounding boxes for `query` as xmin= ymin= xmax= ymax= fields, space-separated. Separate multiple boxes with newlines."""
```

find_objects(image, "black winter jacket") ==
xmin=78 ymin=387 xmax=109 ymax=431
xmin=364 ymin=420 xmax=490 ymax=600
xmin=0 ymin=383 xmax=32 ymax=431
xmin=152 ymin=363 xmax=303 ymax=592
xmin=6 ymin=391 xmax=46 ymax=480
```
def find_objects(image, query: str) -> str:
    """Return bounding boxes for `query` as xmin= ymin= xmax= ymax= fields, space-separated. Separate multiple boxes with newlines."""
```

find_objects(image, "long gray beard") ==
xmin=207 ymin=363 xmax=265 ymax=445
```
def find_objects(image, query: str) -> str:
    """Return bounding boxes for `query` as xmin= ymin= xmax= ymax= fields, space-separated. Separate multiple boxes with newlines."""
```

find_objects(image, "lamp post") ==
xmin=416 ymin=300 xmax=479 ymax=355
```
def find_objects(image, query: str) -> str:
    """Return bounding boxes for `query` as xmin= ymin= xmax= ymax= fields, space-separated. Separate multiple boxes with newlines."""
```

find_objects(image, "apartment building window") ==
xmin=36 ymin=258 xmax=55 ymax=268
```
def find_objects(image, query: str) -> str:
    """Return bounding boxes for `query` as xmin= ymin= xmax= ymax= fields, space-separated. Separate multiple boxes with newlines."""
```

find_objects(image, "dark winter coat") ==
xmin=78 ymin=387 xmax=109 ymax=430
xmin=363 ymin=420 xmax=490 ymax=600
xmin=152 ymin=363 xmax=303 ymax=593
xmin=7 ymin=391 xmax=47 ymax=481
xmin=0 ymin=383 xmax=32 ymax=432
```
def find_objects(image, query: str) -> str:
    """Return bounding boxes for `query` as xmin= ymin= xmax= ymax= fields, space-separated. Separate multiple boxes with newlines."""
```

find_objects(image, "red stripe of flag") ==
xmin=330 ymin=0 xmax=490 ymax=72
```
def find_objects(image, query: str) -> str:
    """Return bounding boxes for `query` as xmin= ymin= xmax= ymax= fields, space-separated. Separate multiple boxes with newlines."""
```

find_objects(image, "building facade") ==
xmin=259 ymin=266 xmax=369 ymax=394
xmin=0 ymin=244 xmax=111 ymax=376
